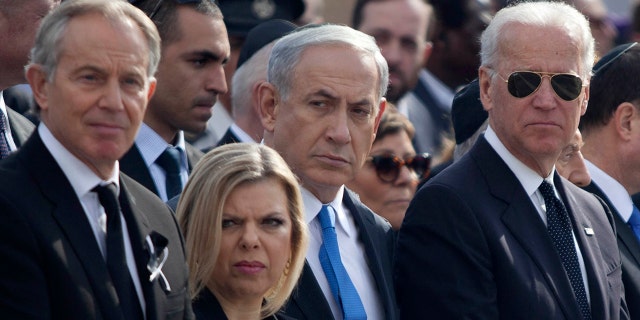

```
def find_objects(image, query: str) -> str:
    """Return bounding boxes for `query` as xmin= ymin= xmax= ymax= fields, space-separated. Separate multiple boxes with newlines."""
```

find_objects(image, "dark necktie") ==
xmin=539 ymin=180 xmax=591 ymax=320
xmin=156 ymin=147 xmax=183 ymax=199
xmin=0 ymin=111 xmax=11 ymax=159
xmin=93 ymin=184 xmax=143 ymax=320
xmin=317 ymin=205 xmax=367 ymax=320
xmin=627 ymin=204 xmax=640 ymax=244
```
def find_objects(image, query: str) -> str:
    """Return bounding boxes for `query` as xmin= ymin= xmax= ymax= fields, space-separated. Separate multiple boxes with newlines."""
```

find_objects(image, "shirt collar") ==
xmin=135 ymin=123 xmax=187 ymax=168
xmin=302 ymin=185 xmax=352 ymax=236
xmin=230 ymin=123 xmax=257 ymax=143
xmin=586 ymin=160 xmax=634 ymax=221
xmin=485 ymin=125 xmax=549 ymax=197
xmin=39 ymin=123 xmax=119 ymax=198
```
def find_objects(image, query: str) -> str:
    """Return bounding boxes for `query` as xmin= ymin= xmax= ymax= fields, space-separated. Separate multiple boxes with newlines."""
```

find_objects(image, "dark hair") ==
xmin=132 ymin=0 xmax=222 ymax=46
xmin=374 ymin=106 xmax=415 ymax=143
xmin=580 ymin=44 xmax=640 ymax=133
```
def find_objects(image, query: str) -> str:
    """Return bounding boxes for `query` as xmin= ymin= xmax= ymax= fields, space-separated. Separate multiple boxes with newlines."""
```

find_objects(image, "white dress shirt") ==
xmin=586 ymin=160 xmax=634 ymax=222
xmin=134 ymin=123 xmax=188 ymax=201
xmin=485 ymin=126 xmax=590 ymax=302
xmin=39 ymin=123 xmax=147 ymax=316
xmin=0 ymin=92 xmax=19 ymax=152
xmin=302 ymin=186 xmax=384 ymax=320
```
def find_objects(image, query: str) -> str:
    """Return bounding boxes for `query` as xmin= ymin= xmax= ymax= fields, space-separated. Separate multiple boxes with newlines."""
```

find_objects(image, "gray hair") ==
xmin=29 ymin=0 xmax=161 ymax=80
xmin=267 ymin=24 xmax=389 ymax=104
xmin=232 ymin=42 xmax=274 ymax=119
xmin=480 ymin=1 xmax=594 ymax=79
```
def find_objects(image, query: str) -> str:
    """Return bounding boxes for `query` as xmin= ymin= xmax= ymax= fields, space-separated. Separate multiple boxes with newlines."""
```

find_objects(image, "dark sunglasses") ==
xmin=369 ymin=153 xmax=431 ymax=183
xmin=495 ymin=71 xmax=584 ymax=101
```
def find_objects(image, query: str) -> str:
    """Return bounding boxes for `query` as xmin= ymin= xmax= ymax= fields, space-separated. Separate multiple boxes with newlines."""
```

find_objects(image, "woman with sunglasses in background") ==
xmin=347 ymin=107 xmax=431 ymax=230
xmin=177 ymin=143 xmax=308 ymax=320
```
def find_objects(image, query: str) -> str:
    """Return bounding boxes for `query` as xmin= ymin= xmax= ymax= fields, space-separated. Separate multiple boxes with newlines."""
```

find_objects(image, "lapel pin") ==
xmin=584 ymin=227 xmax=594 ymax=236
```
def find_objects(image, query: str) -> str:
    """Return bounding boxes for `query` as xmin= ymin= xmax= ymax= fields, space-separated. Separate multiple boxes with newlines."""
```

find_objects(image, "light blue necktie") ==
xmin=318 ymin=205 xmax=367 ymax=320
xmin=627 ymin=204 xmax=640 ymax=244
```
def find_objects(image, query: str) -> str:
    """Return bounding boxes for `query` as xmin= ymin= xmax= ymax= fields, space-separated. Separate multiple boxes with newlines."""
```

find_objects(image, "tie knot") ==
xmin=156 ymin=147 xmax=181 ymax=174
xmin=92 ymin=183 xmax=119 ymax=217
xmin=318 ymin=205 xmax=335 ymax=230
xmin=539 ymin=180 xmax=556 ymax=199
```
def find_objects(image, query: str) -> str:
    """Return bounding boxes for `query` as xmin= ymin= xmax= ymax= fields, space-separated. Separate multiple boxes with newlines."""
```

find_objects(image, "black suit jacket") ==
xmin=120 ymin=140 xmax=203 ymax=198
xmin=395 ymin=137 xmax=627 ymax=319
xmin=0 ymin=132 xmax=194 ymax=319
xmin=214 ymin=127 xmax=240 ymax=148
xmin=281 ymin=189 xmax=398 ymax=320
xmin=584 ymin=182 xmax=640 ymax=319
xmin=6 ymin=107 xmax=35 ymax=148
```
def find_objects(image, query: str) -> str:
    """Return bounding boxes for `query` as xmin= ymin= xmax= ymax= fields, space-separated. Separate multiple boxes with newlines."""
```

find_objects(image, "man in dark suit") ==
xmin=0 ymin=1 xmax=193 ymax=318
xmin=579 ymin=42 xmax=640 ymax=319
xmin=395 ymin=2 xmax=628 ymax=319
xmin=259 ymin=24 xmax=398 ymax=320
xmin=122 ymin=0 xmax=229 ymax=201
xmin=0 ymin=0 xmax=59 ymax=158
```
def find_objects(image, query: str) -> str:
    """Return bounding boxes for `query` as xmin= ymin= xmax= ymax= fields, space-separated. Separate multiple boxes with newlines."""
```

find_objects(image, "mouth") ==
xmin=317 ymin=154 xmax=349 ymax=167
xmin=234 ymin=261 xmax=266 ymax=275
xmin=90 ymin=122 xmax=124 ymax=135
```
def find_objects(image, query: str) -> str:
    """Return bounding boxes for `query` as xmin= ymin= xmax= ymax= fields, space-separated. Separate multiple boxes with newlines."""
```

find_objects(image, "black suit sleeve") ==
xmin=0 ymin=195 xmax=50 ymax=319
xmin=394 ymin=183 xmax=498 ymax=319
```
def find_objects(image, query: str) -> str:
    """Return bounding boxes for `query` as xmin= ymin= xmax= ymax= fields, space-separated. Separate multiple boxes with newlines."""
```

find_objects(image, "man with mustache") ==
xmin=123 ymin=0 xmax=230 ymax=201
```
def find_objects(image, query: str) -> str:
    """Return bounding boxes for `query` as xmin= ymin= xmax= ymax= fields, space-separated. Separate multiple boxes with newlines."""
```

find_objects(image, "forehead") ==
xmin=58 ymin=13 xmax=150 ymax=71
xmin=170 ymin=6 xmax=229 ymax=49
xmin=359 ymin=0 xmax=428 ymax=39
xmin=292 ymin=44 xmax=380 ymax=98
xmin=497 ymin=23 xmax=582 ymax=73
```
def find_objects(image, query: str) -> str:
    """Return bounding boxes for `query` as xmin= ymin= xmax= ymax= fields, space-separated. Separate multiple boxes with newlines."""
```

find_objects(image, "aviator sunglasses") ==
xmin=495 ymin=71 xmax=584 ymax=101
xmin=369 ymin=153 xmax=431 ymax=183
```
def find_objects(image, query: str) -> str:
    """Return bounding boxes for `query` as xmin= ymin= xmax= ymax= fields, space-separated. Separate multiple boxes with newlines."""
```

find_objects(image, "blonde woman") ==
xmin=177 ymin=143 xmax=308 ymax=320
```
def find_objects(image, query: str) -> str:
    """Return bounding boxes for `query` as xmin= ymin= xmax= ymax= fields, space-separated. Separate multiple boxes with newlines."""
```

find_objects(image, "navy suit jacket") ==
xmin=120 ymin=140 xmax=203 ymax=197
xmin=0 ymin=132 xmax=193 ymax=319
xmin=281 ymin=189 xmax=398 ymax=320
xmin=584 ymin=182 xmax=640 ymax=319
xmin=395 ymin=136 xmax=627 ymax=319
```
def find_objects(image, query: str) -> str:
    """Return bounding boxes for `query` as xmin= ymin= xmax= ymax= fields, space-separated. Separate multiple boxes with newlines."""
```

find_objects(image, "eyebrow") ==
xmin=188 ymin=50 xmax=229 ymax=64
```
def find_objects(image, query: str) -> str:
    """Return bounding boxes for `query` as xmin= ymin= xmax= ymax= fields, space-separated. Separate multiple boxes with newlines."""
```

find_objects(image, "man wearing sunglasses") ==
xmin=580 ymin=42 xmax=640 ymax=319
xmin=123 ymin=0 xmax=229 ymax=202
xmin=395 ymin=2 xmax=627 ymax=319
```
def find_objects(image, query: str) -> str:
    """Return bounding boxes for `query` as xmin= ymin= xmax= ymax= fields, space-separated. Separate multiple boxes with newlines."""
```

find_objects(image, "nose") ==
xmin=326 ymin=110 xmax=351 ymax=145
xmin=206 ymin=65 xmax=228 ymax=95
xmin=568 ymin=152 xmax=591 ymax=187
xmin=381 ymin=40 xmax=402 ymax=67
xmin=239 ymin=224 xmax=260 ymax=250
xmin=531 ymin=77 xmax=557 ymax=108
xmin=98 ymin=79 xmax=124 ymax=111
xmin=395 ymin=165 xmax=418 ymax=186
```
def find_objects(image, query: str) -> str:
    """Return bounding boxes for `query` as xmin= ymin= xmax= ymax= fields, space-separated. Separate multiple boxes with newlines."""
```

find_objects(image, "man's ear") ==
xmin=478 ymin=67 xmax=493 ymax=112
xmin=258 ymin=82 xmax=278 ymax=132
xmin=374 ymin=98 xmax=386 ymax=134
xmin=147 ymin=77 xmax=157 ymax=102
xmin=26 ymin=64 xmax=50 ymax=111
xmin=614 ymin=102 xmax=637 ymax=141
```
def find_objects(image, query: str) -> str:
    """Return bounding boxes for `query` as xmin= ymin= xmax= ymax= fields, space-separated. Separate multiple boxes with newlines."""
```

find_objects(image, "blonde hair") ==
xmin=177 ymin=143 xmax=308 ymax=318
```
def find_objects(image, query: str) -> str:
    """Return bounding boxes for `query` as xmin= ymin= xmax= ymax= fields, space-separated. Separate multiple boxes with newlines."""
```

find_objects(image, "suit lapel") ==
xmin=20 ymin=133 xmax=123 ymax=319
xmin=120 ymin=144 xmax=159 ymax=195
xmin=7 ymin=107 xmax=35 ymax=147
xmin=118 ymin=175 xmax=163 ymax=319
xmin=472 ymin=138 xmax=582 ymax=318
xmin=288 ymin=262 xmax=334 ymax=319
